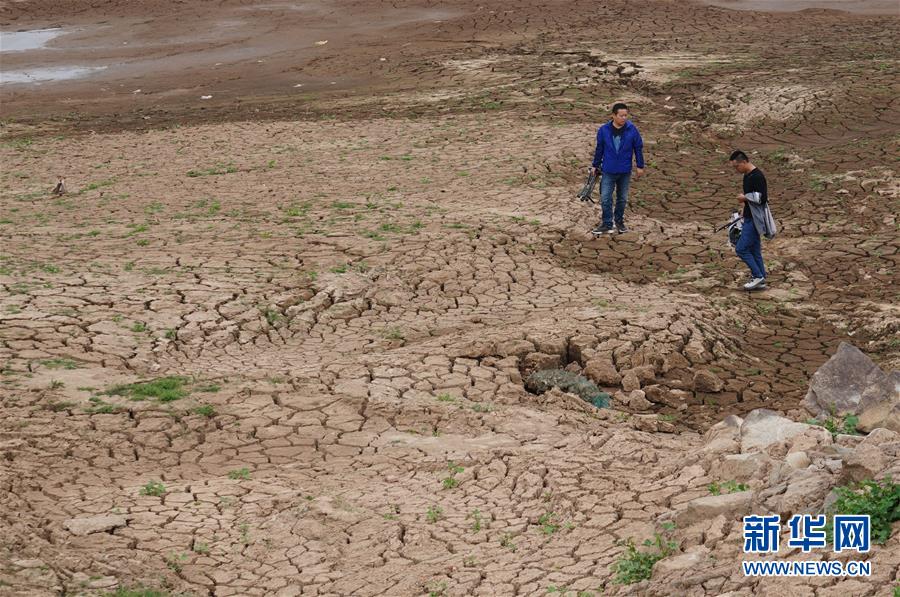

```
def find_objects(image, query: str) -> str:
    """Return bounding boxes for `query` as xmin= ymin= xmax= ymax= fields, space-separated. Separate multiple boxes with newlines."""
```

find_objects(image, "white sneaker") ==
xmin=743 ymin=277 xmax=766 ymax=290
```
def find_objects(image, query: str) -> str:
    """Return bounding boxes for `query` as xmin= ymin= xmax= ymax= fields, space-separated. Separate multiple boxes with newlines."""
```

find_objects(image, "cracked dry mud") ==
xmin=1 ymin=0 xmax=899 ymax=595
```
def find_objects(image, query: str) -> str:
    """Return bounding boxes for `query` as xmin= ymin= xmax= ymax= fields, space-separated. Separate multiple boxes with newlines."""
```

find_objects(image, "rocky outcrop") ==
xmin=803 ymin=342 xmax=899 ymax=432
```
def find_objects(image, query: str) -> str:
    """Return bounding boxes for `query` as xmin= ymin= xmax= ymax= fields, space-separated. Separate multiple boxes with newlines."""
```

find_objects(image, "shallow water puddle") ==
xmin=0 ymin=28 xmax=65 ymax=52
xmin=0 ymin=66 xmax=108 ymax=85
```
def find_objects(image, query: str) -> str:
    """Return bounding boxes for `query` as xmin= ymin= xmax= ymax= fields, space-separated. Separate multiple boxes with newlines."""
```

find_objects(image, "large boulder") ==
xmin=856 ymin=372 xmax=900 ymax=433
xmin=740 ymin=409 xmax=813 ymax=454
xmin=703 ymin=415 xmax=742 ymax=454
xmin=803 ymin=342 xmax=898 ymax=420
xmin=674 ymin=491 xmax=753 ymax=527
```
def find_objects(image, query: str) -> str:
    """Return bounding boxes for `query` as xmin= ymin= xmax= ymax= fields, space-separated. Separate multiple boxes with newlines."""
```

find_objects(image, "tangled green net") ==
xmin=525 ymin=369 xmax=610 ymax=409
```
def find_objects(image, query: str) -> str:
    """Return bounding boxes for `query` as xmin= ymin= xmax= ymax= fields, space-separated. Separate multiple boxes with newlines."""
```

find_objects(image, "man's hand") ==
xmin=635 ymin=167 xmax=645 ymax=179
xmin=590 ymin=167 xmax=598 ymax=176
xmin=737 ymin=193 xmax=747 ymax=203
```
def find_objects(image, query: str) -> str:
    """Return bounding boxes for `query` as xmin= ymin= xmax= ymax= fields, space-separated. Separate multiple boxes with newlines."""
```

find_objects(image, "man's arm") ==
xmin=632 ymin=129 xmax=645 ymax=178
xmin=633 ymin=129 xmax=645 ymax=169
xmin=591 ymin=128 xmax=604 ymax=173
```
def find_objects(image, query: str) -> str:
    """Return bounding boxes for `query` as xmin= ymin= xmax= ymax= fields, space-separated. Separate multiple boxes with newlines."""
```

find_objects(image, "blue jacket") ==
xmin=592 ymin=121 xmax=645 ymax=174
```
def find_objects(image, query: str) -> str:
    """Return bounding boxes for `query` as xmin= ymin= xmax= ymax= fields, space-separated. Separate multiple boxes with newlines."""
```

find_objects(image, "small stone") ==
xmin=622 ymin=389 xmax=652 ymax=411
xmin=621 ymin=370 xmax=641 ymax=392
xmin=840 ymin=444 xmax=887 ymax=483
xmin=675 ymin=492 xmax=753 ymax=527
xmin=693 ymin=369 xmax=724 ymax=393
xmin=653 ymin=546 xmax=711 ymax=576
xmin=785 ymin=451 xmax=810 ymax=469
xmin=63 ymin=514 xmax=128 ymax=536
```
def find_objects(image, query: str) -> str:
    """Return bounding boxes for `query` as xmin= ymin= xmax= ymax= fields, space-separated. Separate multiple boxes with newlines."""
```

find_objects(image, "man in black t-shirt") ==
xmin=729 ymin=150 xmax=768 ymax=290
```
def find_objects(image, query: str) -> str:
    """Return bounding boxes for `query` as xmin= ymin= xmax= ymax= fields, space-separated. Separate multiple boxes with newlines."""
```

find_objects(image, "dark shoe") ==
xmin=591 ymin=224 xmax=614 ymax=236
xmin=615 ymin=222 xmax=628 ymax=234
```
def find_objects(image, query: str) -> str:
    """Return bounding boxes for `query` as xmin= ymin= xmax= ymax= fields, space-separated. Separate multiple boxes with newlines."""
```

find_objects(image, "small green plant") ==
xmin=46 ymin=401 xmax=76 ymax=412
xmin=538 ymin=512 xmax=559 ymax=535
xmin=442 ymin=477 xmax=459 ymax=490
xmin=164 ymin=329 xmax=177 ymax=339
xmin=165 ymin=552 xmax=187 ymax=572
xmin=238 ymin=522 xmax=251 ymax=545
xmin=140 ymin=480 xmax=166 ymax=497
xmin=755 ymin=302 xmax=775 ymax=315
xmin=106 ymin=376 xmax=188 ymax=403
xmin=381 ymin=327 xmax=404 ymax=341
xmin=228 ymin=467 xmax=251 ymax=480
xmin=469 ymin=509 xmax=482 ymax=532
xmin=425 ymin=580 xmax=447 ymax=597
xmin=193 ymin=541 xmax=210 ymax=554
xmin=436 ymin=393 xmax=455 ymax=402
xmin=471 ymin=403 xmax=493 ymax=413
xmin=330 ymin=264 xmax=348 ymax=274
xmin=261 ymin=307 xmax=282 ymax=326
xmin=500 ymin=533 xmax=517 ymax=552
xmin=49 ymin=380 xmax=65 ymax=390
xmin=194 ymin=405 xmax=216 ymax=417
xmin=104 ymin=586 xmax=171 ymax=597
xmin=892 ymin=585 xmax=899 ymax=597
xmin=826 ymin=477 xmax=899 ymax=545
xmin=187 ymin=163 xmax=237 ymax=177
xmin=708 ymin=480 xmax=749 ymax=495
xmin=426 ymin=505 xmax=443 ymax=523
xmin=807 ymin=405 xmax=861 ymax=438
xmin=612 ymin=532 xmax=678 ymax=584
xmin=132 ymin=322 xmax=147 ymax=332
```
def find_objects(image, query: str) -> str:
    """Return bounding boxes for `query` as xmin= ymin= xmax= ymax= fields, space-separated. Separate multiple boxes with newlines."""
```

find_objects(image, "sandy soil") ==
xmin=1 ymin=0 xmax=899 ymax=595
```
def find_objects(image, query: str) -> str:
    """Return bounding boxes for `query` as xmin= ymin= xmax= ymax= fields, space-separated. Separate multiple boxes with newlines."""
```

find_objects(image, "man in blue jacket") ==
xmin=590 ymin=103 xmax=645 ymax=235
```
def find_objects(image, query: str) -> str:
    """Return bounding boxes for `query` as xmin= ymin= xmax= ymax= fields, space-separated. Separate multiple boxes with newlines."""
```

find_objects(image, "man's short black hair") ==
xmin=730 ymin=150 xmax=749 ymax=162
xmin=611 ymin=102 xmax=628 ymax=114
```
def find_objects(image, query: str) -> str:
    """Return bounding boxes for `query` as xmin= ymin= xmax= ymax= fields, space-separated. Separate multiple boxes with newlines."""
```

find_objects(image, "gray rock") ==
xmin=719 ymin=452 xmax=770 ymax=480
xmin=764 ymin=468 xmax=833 ymax=517
xmin=653 ymin=546 xmax=711 ymax=576
xmin=63 ymin=514 xmax=128 ymax=536
xmin=840 ymin=444 xmax=887 ymax=483
xmin=740 ymin=409 xmax=812 ymax=454
xmin=857 ymin=380 xmax=900 ymax=433
xmin=803 ymin=342 xmax=898 ymax=419
xmin=703 ymin=414 xmax=743 ymax=454
xmin=674 ymin=491 xmax=753 ymax=527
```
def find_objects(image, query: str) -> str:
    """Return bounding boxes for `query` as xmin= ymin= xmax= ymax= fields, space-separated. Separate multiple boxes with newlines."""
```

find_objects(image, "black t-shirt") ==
xmin=611 ymin=124 xmax=625 ymax=137
xmin=742 ymin=168 xmax=767 ymax=219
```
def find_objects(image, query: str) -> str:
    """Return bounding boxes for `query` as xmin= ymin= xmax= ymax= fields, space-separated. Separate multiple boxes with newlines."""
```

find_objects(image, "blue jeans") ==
xmin=735 ymin=218 xmax=766 ymax=279
xmin=600 ymin=172 xmax=631 ymax=227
